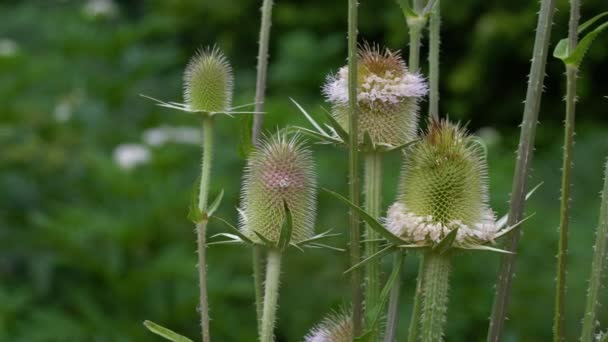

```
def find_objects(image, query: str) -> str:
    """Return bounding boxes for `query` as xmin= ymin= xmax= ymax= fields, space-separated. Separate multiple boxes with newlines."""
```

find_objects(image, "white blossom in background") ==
xmin=0 ymin=39 xmax=19 ymax=58
xmin=83 ymin=0 xmax=118 ymax=19
xmin=113 ymin=144 xmax=150 ymax=170
xmin=142 ymin=125 xmax=201 ymax=146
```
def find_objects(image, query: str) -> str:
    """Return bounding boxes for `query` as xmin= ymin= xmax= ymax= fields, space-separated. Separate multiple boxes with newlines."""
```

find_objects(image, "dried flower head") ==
xmin=385 ymin=119 xmax=498 ymax=247
xmin=322 ymin=43 xmax=427 ymax=147
xmin=184 ymin=46 xmax=234 ymax=113
xmin=239 ymin=133 xmax=316 ymax=244
xmin=304 ymin=311 xmax=352 ymax=342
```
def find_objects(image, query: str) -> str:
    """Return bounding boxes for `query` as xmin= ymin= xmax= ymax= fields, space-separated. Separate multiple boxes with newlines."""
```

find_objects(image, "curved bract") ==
xmin=239 ymin=133 xmax=317 ymax=244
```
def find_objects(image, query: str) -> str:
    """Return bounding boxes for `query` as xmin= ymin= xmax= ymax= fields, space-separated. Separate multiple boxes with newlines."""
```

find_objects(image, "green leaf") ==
xmin=354 ymin=330 xmax=374 ymax=342
xmin=290 ymin=98 xmax=329 ymax=136
xmin=237 ymin=113 xmax=254 ymax=158
xmin=553 ymin=39 xmax=568 ymax=61
xmin=253 ymin=230 xmax=275 ymax=247
xmin=211 ymin=216 xmax=253 ymax=244
xmin=143 ymin=320 xmax=193 ymax=342
xmin=396 ymin=0 xmax=417 ymax=17
xmin=344 ymin=245 xmax=396 ymax=274
xmin=291 ymin=126 xmax=343 ymax=145
xmin=380 ymin=138 xmax=419 ymax=153
xmin=187 ymin=176 xmax=204 ymax=224
xmin=297 ymin=230 xmax=341 ymax=246
xmin=457 ymin=244 xmax=513 ymax=254
xmin=278 ymin=201 xmax=293 ymax=251
xmin=367 ymin=252 xmax=404 ymax=327
xmin=564 ymin=21 xmax=608 ymax=66
xmin=206 ymin=189 xmax=224 ymax=217
xmin=432 ymin=228 xmax=458 ymax=254
xmin=578 ymin=12 xmax=608 ymax=34
xmin=324 ymin=188 xmax=405 ymax=245
xmin=320 ymin=106 xmax=349 ymax=142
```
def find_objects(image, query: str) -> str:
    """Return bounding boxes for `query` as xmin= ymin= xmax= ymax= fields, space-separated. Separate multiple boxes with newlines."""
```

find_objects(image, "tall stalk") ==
xmin=260 ymin=249 xmax=282 ymax=342
xmin=364 ymin=151 xmax=382 ymax=340
xmin=347 ymin=0 xmax=363 ymax=335
xmin=384 ymin=252 xmax=404 ymax=342
xmin=428 ymin=0 xmax=440 ymax=121
xmin=553 ymin=0 xmax=580 ymax=340
xmin=487 ymin=0 xmax=556 ymax=340
xmin=197 ymin=115 xmax=214 ymax=342
xmin=580 ymin=160 xmax=608 ymax=341
xmin=420 ymin=252 xmax=451 ymax=342
xmin=251 ymin=0 xmax=275 ymax=332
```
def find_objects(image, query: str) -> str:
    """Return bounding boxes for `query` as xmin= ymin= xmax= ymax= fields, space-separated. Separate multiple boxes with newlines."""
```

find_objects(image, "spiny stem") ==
xmin=364 ymin=151 xmax=382 ymax=339
xmin=428 ymin=0 xmax=440 ymax=120
xmin=251 ymin=0 xmax=274 ymax=333
xmin=420 ymin=252 xmax=451 ymax=342
xmin=553 ymin=0 xmax=580 ymax=340
xmin=407 ymin=256 xmax=425 ymax=342
xmin=348 ymin=0 xmax=363 ymax=334
xmin=197 ymin=115 xmax=214 ymax=342
xmin=487 ymin=0 xmax=556 ymax=340
xmin=260 ymin=249 xmax=282 ymax=342
xmin=383 ymin=252 xmax=404 ymax=342
xmin=580 ymin=160 xmax=608 ymax=342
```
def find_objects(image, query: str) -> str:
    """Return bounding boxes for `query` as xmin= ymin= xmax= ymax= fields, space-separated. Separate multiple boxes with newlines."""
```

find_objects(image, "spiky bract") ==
xmin=239 ymin=133 xmax=316 ymax=244
xmin=323 ymin=44 xmax=427 ymax=147
xmin=184 ymin=46 xmax=234 ymax=113
xmin=304 ymin=311 xmax=352 ymax=342
xmin=386 ymin=119 xmax=497 ymax=246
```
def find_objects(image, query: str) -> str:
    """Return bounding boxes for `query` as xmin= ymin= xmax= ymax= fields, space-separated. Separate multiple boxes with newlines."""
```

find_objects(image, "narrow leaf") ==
xmin=143 ymin=321 xmax=193 ymax=342
xmin=253 ymin=230 xmax=274 ymax=247
xmin=211 ymin=216 xmax=253 ymax=244
xmin=290 ymin=98 xmax=329 ymax=136
xmin=578 ymin=11 xmax=608 ymax=34
xmin=344 ymin=245 xmax=395 ymax=274
xmin=324 ymin=188 xmax=405 ymax=245
xmin=187 ymin=176 xmax=203 ymax=224
xmin=458 ymin=245 xmax=514 ymax=254
xmin=432 ymin=228 xmax=458 ymax=255
xmin=206 ymin=189 xmax=224 ymax=217
xmin=367 ymin=252 xmax=404 ymax=327
xmin=278 ymin=201 xmax=293 ymax=251
xmin=564 ymin=21 xmax=608 ymax=66
xmin=320 ymin=106 xmax=349 ymax=142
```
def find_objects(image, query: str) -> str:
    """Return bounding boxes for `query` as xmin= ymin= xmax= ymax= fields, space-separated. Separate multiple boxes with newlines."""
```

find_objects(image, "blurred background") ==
xmin=1 ymin=0 xmax=607 ymax=341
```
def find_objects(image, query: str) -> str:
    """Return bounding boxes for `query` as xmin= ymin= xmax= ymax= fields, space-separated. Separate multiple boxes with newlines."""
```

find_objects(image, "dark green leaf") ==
xmin=253 ymin=230 xmax=275 ymax=247
xmin=432 ymin=228 xmax=458 ymax=254
xmin=564 ymin=21 xmax=608 ymax=66
xmin=278 ymin=201 xmax=293 ymax=251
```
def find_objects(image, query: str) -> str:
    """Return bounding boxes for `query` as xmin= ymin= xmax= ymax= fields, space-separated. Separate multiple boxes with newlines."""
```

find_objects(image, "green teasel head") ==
xmin=304 ymin=311 xmax=352 ymax=342
xmin=183 ymin=46 xmax=234 ymax=114
xmin=239 ymin=132 xmax=317 ymax=245
xmin=386 ymin=119 xmax=497 ymax=246
xmin=323 ymin=43 xmax=427 ymax=148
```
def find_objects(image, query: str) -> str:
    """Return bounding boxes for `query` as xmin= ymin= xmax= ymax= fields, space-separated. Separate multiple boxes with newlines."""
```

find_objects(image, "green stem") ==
xmin=364 ymin=151 xmax=382 ymax=338
xmin=554 ymin=1 xmax=580 ymax=341
xmin=428 ymin=0 xmax=440 ymax=120
xmin=251 ymin=0 xmax=274 ymax=334
xmin=383 ymin=253 xmax=404 ymax=342
xmin=407 ymin=256 xmax=425 ymax=342
xmin=487 ymin=0 xmax=556 ymax=340
xmin=197 ymin=115 xmax=214 ymax=342
xmin=407 ymin=18 xmax=424 ymax=72
xmin=348 ymin=0 xmax=363 ymax=335
xmin=260 ymin=249 xmax=282 ymax=342
xmin=580 ymin=160 xmax=608 ymax=342
xmin=420 ymin=252 xmax=451 ymax=342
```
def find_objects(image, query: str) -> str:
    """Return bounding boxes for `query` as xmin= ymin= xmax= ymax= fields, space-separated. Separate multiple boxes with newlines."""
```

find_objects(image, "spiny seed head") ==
xmin=183 ymin=46 xmax=234 ymax=113
xmin=385 ymin=119 xmax=497 ymax=245
xmin=239 ymin=133 xmax=316 ymax=244
xmin=304 ymin=311 xmax=352 ymax=342
xmin=322 ymin=43 xmax=427 ymax=147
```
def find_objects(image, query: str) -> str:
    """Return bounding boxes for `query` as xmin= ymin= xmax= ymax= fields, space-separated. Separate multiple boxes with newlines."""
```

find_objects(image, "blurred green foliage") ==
xmin=1 ymin=0 xmax=607 ymax=341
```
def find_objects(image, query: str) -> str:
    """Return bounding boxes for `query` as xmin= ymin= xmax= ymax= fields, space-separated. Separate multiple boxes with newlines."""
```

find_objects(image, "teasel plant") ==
xmin=207 ymin=132 xmax=341 ymax=341
xmin=141 ymin=47 xmax=259 ymax=342
xmin=327 ymin=119 xmax=538 ymax=341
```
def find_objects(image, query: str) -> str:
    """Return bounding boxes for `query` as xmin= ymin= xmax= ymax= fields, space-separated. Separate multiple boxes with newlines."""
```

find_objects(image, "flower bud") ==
xmin=386 ymin=119 xmax=497 ymax=245
xmin=183 ymin=46 xmax=234 ymax=113
xmin=304 ymin=311 xmax=352 ymax=342
xmin=323 ymin=44 xmax=427 ymax=147
xmin=239 ymin=133 xmax=316 ymax=244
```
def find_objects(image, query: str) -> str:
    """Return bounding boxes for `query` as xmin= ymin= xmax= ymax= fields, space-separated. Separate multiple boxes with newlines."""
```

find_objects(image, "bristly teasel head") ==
xmin=184 ymin=46 xmax=234 ymax=113
xmin=304 ymin=311 xmax=352 ymax=342
xmin=239 ymin=133 xmax=317 ymax=244
xmin=322 ymin=43 xmax=427 ymax=147
xmin=385 ymin=119 xmax=498 ymax=247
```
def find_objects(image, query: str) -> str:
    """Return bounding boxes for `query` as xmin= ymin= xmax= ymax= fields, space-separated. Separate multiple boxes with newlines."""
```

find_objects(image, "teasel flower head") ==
xmin=239 ymin=132 xmax=317 ymax=245
xmin=304 ymin=311 xmax=352 ymax=342
xmin=385 ymin=119 xmax=499 ymax=248
xmin=183 ymin=46 xmax=234 ymax=114
xmin=322 ymin=43 xmax=427 ymax=148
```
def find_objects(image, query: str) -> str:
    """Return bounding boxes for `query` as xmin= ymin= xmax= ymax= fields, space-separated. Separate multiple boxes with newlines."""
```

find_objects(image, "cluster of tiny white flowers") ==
xmin=112 ymin=143 xmax=151 ymax=171
xmin=142 ymin=125 xmax=201 ymax=146
xmin=323 ymin=67 xmax=428 ymax=106
xmin=385 ymin=203 xmax=498 ymax=245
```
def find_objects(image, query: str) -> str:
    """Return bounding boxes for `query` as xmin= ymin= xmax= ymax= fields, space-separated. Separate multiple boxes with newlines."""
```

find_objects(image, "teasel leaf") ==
xmin=365 ymin=251 xmax=404 ymax=328
xmin=206 ymin=189 xmax=224 ymax=217
xmin=319 ymin=106 xmax=350 ymax=142
xmin=143 ymin=320 xmax=193 ymax=342
xmin=212 ymin=216 xmax=253 ymax=244
xmin=278 ymin=201 xmax=294 ymax=251
xmin=344 ymin=245 xmax=396 ymax=274
xmin=554 ymin=13 xmax=608 ymax=66
xmin=432 ymin=228 xmax=459 ymax=255
xmin=187 ymin=176 xmax=204 ymax=224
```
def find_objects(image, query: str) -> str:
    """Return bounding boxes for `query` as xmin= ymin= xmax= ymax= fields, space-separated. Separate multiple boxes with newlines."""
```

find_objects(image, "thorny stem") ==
xmin=251 ymin=0 xmax=274 ymax=334
xmin=428 ymin=0 xmax=440 ymax=120
xmin=420 ymin=252 xmax=451 ymax=342
xmin=580 ymin=160 xmax=608 ymax=342
xmin=553 ymin=0 xmax=580 ymax=340
xmin=348 ymin=0 xmax=363 ymax=335
xmin=487 ymin=0 xmax=556 ymax=340
xmin=364 ymin=151 xmax=383 ymax=339
xmin=197 ymin=115 xmax=214 ymax=342
xmin=384 ymin=252 xmax=404 ymax=342
xmin=260 ymin=249 xmax=282 ymax=342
